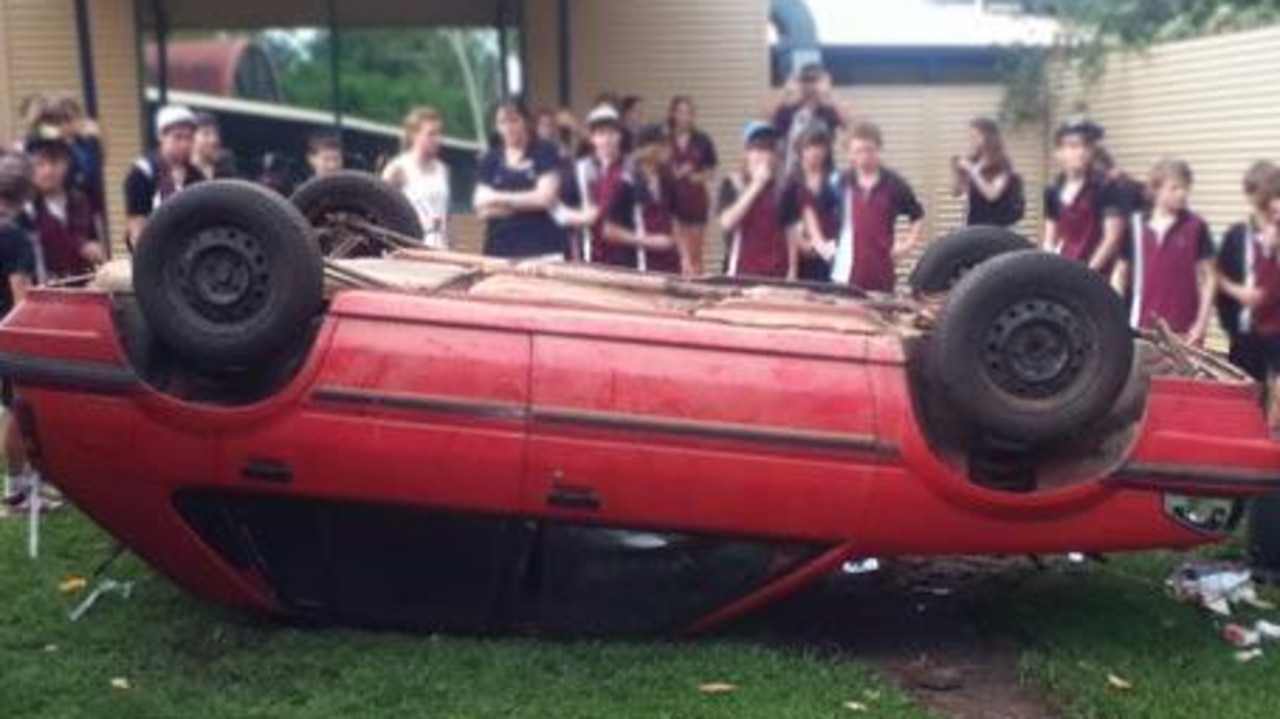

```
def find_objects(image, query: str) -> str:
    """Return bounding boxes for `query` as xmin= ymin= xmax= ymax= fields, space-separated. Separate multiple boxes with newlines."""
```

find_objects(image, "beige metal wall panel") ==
xmin=0 ymin=0 xmax=82 ymax=138
xmin=1053 ymin=25 xmax=1280 ymax=238
xmin=520 ymin=0 xmax=769 ymax=269
xmin=88 ymin=0 xmax=144 ymax=252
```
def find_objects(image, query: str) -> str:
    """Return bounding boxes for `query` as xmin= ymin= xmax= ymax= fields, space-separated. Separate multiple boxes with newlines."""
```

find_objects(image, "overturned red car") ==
xmin=2 ymin=177 xmax=1277 ymax=636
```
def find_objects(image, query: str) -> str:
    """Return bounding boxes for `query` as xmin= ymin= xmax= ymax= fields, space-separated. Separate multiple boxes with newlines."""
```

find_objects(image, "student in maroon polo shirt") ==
xmin=1217 ymin=161 xmax=1280 ymax=381
xmin=1115 ymin=159 xmax=1215 ymax=346
xmin=668 ymin=96 xmax=718 ymax=276
xmin=603 ymin=124 xmax=682 ymax=274
xmin=717 ymin=122 xmax=801 ymax=280
xmin=1043 ymin=118 xmax=1125 ymax=274
xmin=1218 ymin=170 xmax=1280 ymax=427
xmin=829 ymin=121 xmax=925 ymax=293
xmin=25 ymin=124 xmax=106 ymax=280
xmin=787 ymin=126 xmax=839 ymax=283
xmin=561 ymin=105 xmax=628 ymax=265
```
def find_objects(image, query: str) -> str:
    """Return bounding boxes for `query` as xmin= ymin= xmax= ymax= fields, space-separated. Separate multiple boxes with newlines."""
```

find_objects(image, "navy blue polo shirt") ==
xmin=478 ymin=139 xmax=567 ymax=258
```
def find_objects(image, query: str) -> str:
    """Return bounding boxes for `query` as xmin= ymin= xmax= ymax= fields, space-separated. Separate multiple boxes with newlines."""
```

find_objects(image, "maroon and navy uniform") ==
xmin=1245 ymin=235 xmax=1280 ymax=374
xmin=831 ymin=169 xmax=924 ymax=292
xmin=1121 ymin=209 xmax=1214 ymax=333
xmin=785 ymin=175 xmax=840 ymax=283
xmin=1044 ymin=171 xmax=1122 ymax=266
xmin=607 ymin=168 xmax=681 ymax=274
xmin=965 ymin=169 xmax=1025 ymax=228
xmin=564 ymin=156 xmax=627 ymax=266
xmin=670 ymin=130 xmax=718 ymax=225
xmin=27 ymin=191 xmax=98 ymax=278
xmin=718 ymin=176 xmax=802 ymax=279
xmin=1218 ymin=220 xmax=1270 ymax=380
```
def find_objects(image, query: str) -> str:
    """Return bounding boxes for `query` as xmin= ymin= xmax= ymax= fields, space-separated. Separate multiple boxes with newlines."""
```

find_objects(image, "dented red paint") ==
xmin=2 ymin=286 xmax=1276 ymax=630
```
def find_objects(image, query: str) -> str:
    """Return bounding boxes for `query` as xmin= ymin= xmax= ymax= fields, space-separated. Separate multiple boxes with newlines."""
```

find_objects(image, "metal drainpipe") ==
xmin=152 ymin=0 xmax=169 ymax=106
xmin=73 ymin=0 xmax=99 ymax=118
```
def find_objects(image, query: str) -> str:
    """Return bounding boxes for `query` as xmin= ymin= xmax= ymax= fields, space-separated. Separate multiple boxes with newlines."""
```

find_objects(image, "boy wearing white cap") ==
xmin=123 ymin=105 xmax=205 ymax=247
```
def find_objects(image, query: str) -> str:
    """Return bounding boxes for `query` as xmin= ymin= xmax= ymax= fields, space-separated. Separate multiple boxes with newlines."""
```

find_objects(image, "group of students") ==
xmin=474 ymin=64 xmax=929 ymax=292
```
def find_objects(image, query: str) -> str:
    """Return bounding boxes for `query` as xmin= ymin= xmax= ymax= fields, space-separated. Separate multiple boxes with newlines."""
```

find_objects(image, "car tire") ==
xmin=930 ymin=251 xmax=1133 ymax=445
xmin=908 ymin=225 xmax=1035 ymax=296
xmin=290 ymin=171 xmax=423 ymax=256
xmin=133 ymin=180 xmax=324 ymax=374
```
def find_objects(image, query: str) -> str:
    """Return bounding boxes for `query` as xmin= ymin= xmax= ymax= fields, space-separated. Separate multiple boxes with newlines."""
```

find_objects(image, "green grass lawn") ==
xmin=0 ymin=511 xmax=925 ymax=719
xmin=974 ymin=550 xmax=1280 ymax=719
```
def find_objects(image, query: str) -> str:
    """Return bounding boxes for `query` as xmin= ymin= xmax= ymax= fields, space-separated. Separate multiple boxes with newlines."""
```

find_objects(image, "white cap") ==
xmin=155 ymin=105 xmax=197 ymax=135
xmin=585 ymin=104 xmax=622 ymax=128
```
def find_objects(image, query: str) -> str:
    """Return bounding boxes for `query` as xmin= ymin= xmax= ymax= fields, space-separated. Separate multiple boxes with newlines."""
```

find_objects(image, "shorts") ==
xmin=672 ymin=183 xmax=710 ymax=225
xmin=1259 ymin=336 xmax=1280 ymax=378
xmin=1229 ymin=334 xmax=1268 ymax=383
xmin=2 ymin=379 xmax=12 ymax=409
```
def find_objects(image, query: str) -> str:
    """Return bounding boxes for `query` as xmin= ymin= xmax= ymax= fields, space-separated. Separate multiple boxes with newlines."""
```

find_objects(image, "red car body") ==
xmin=3 ymin=282 xmax=1278 ymax=634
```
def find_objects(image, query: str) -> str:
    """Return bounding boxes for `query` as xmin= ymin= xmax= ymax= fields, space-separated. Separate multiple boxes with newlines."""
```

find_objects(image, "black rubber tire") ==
xmin=909 ymin=225 xmax=1036 ymax=296
xmin=133 ymin=180 xmax=324 ymax=374
xmin=290 ymin=171 xmax=422 ymax=255
xmin=930 ymin=251 xmax=1133 ymax=445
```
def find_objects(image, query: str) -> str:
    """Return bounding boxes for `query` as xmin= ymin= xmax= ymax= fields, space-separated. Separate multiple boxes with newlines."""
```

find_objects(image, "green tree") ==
xmin=260 ymin=28 xmax=500 ymax=143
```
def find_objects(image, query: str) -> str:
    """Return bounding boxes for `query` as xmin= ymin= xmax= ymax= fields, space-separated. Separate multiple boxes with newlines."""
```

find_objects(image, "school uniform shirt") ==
xmin=606 ymin=168 xmax=682 ymax=274
xmin=385 ymin=153 xmax=452 ymax=249
xmin=123 ymin=154 xmax=206 ymax=220
xmin=785 ymin=176 xmax=840 ymax=283
xmin=1217 ymin=220 xmax=1270 ymax=380
xmin=965 ymin=170 xmax=1025 ymax=228
xmin=670 ymin=130 xmax=719 ymax=224
xmin=1121 ymin=209 xmax=1213 ymax=333
xmin=718 ymin=177 xmax=802 ymax=279
xmin=1044 ymin=171 xmax=1120 ymax=265
xmin=478 ymin=139 xmax=566 ymax=258
xmin=69 ymin=135 xmax=106 ymax=220
xmin=27 ymin=192 xmax=98 ymax=278
xmin=830 ymin=169 xmax=925 ymax=293
xmin=563 ymin=156 xmax=627 ymax=266
xmin=1247 ymin=236 xmax=1280 ymax=340
xmin=0 ymin=217 xmax=36 ymax=317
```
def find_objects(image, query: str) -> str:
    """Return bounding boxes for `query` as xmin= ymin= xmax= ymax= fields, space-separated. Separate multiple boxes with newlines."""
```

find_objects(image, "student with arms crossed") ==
xmin=828 ymin=122 xmax=925 ymax=293
xmin=1217 ymin=161 xmax=1280 ymax=381
xmin=717 ymin=122 xmax=801 ymax=280
xmin=603 ymin=124 xmax=683 ymax=273
xmin=1114 ymin=159 xmax=1215 ymax=347
xmin=474 ymin=98 xmax=565 ymax=259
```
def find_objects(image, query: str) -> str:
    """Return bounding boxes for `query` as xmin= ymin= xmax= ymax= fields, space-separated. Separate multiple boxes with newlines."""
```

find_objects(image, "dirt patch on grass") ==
xmin=744 ymin=556 xmax=1067 ymax=719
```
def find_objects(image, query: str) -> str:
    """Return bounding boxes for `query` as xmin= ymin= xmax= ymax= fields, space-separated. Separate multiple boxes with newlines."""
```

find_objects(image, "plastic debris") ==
xmin=110 ymin=677 xmax=131 ymax=691
xmin=1235 ymin=648 xmax=1265 ymax=664
xmin=1166 ymin=562 xmax=1273 ymax=616
xmin=1223 ymin=623 xmax=1262 ymax=648
xmin=58 ymin=576 xmax=88 ymax=594
xmin=843 ymin=700 xmax=870 ymax=712
xmin=698 ymin=682 xmax=739 ymax=694
xmin=1106 ymin=673 xmax=1133 ymax=691
xmin=842 ymin=558 xmax=881 ymax=575
xmin=68 ymin=578 xmax=134 ymax=622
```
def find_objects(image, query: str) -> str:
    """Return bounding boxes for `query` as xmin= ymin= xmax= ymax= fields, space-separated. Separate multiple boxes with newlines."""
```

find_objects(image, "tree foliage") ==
xmin=259 ymin=29 xmax=501 ymax=142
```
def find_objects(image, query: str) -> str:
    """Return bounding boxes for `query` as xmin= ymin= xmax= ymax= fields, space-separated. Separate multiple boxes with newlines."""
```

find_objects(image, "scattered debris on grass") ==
xmin=843 ymin=700 xmax=870 ymax=712
xmin=1235 ymin=649 xmax=1265 ymax=664
xmin=110 ymin=677 xmax=131 ymax=691
xmin=697 ymin=682 xmax=739 ymax=694
xmin=58 ymin=575 xmax=87 ymax=594
xmin=1166 ymin=562 xmax=1273 ymax=616
xmin=68 ymin=578 xmax=134 ymax=622
xmin=1105 ymin=673 xmax=1133 ymax=691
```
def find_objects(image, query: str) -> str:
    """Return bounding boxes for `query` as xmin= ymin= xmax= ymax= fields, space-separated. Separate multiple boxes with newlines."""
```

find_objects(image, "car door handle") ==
xmin=242 ymin=458 xmax=293 ymax=484
xmin=545 ymin=485 xmax=601 ymax=511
